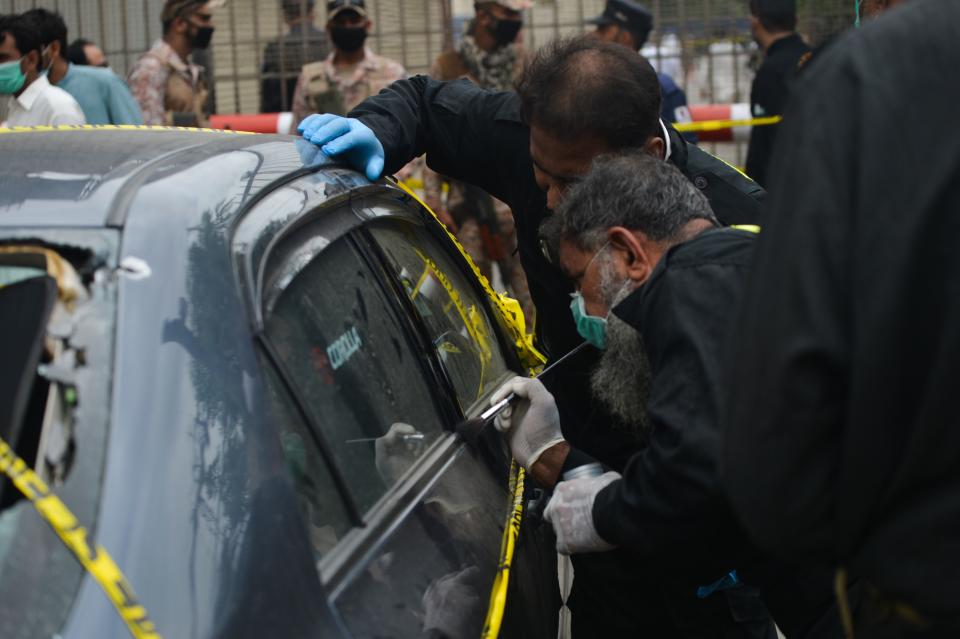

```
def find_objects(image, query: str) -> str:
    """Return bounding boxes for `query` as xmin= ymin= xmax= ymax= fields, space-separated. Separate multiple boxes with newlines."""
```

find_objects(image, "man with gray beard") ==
xmin=491 ymin=153 xmax=842 ymax=637
xmin=588 ymin=293 xmax=652 ymax=437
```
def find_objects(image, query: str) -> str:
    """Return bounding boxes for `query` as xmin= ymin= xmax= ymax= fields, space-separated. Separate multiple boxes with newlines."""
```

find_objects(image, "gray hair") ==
xmin=556 ymin=152 xmax=718 ymax=252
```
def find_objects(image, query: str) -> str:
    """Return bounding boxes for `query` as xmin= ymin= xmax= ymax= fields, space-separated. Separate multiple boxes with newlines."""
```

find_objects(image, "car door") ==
xmin=238 ymin=176 xmax=557 ymax=638
xmin=355 ymin=200 xmax=561 ymax=638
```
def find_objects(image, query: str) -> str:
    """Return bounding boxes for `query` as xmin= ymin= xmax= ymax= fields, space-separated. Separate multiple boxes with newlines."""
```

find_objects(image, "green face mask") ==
xmin=570 ymin=292 xmax=607 ymax=350
xmin=568 ymin=241 xmax=612 ymax=350
xmin=0 ymin=59 xmax=26 ymax=95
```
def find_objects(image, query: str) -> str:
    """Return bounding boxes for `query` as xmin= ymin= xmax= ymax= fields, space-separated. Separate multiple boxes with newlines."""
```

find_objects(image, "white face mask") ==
xmin=39 ymin=45 xmax=54 ymax=75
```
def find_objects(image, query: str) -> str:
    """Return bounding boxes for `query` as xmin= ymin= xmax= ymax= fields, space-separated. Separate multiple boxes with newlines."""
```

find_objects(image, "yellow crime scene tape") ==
xmin=673 ymin=115 xmax=782 ymax=133
xmin=395 ymin=179 xmax=546 ymax=371
xmin=481 ymin=461 xmax=526 ymax=639
xmin=0 ymin=435 xmax=161 ymax=639
xmin=0 ymin=123 xmax=254 ymax=135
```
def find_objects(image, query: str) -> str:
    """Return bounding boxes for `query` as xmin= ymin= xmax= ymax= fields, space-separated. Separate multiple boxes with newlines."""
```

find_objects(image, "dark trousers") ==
xmin=568 ymin=552 xmax=777 ymax=638
xmin=854 ymin=584 xmax=960 ymax=639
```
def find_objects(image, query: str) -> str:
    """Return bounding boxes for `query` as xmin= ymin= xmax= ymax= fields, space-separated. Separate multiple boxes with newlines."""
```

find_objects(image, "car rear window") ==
xmin=264 ymin=236 xmax=446 ymax=519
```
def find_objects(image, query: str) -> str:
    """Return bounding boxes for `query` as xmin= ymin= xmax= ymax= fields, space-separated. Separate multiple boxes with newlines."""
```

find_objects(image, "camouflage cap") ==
xmin=161 ymin=0 xmax=218 ymax=23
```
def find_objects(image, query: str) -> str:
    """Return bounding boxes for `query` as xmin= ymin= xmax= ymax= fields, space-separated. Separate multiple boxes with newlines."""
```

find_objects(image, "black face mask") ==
xmin=189 ymin=25 xmax=215 ymax=50
xmin=330 ymin=26 xmax=368 ymax=53
xmin=488 ymin=16 xmax=522 ymax=46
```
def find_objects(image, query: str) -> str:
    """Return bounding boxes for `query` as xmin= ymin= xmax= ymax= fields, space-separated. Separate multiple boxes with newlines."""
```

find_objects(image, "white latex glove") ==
xmin=489 ymin=376 xmax=565 ymax=468
xmin=422 ymin=565 xmax=482 ymax=638
xmin=374 ymin=422 xmax=423 ymax=484
xmin=544 ymin=471 xmax=621 ymax=555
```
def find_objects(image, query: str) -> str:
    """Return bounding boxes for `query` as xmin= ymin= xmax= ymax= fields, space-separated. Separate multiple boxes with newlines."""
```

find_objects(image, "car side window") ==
xmin=261 ymin=363 xmax=352 ymax=560
xmin=264 ymin=236 xmax=445 ymax=516
xmin=368 ymin=219 xmax=511 ymax=413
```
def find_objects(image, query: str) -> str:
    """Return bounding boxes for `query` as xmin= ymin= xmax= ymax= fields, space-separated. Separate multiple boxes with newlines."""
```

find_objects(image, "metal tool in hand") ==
xmin=480 ymin=341 xmax=590 ymax=423
xmin=345 ymin=433 xmax=426 ymax=444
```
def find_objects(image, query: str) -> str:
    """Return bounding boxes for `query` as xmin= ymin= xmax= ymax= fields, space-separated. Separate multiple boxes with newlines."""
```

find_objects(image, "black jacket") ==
xmin=593 ymin=228 xmax=756 ymax=578
xmin=724 ymin=0 xmax=960 ymax=624
xmin=351 ymin=77 xmax=765 ymax=467
xmin=351 ymin=76 xmax=764 ymax=361
xmin=350 ymin=76 xmax=770 ymax=637
xmin=744 ymin=33 xmax=811 ymax=188
xmin=590 ymin=228 xmax=840 ymax=637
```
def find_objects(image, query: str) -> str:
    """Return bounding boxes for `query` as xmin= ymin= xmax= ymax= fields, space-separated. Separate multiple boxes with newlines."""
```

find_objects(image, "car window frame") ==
xmin=242 ymin=190 xmax=469 ymax=583
xmin=234 ymin=176 xmax=525 ymax=591
xmin=351 ymin=195 xmax=526 ymax=411
xmin=356 ymin=221 xmax=517 ymax=416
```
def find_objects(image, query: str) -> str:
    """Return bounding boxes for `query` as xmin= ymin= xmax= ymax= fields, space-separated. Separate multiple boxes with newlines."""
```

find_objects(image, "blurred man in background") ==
xmin=744 ymin=0 xmax=811 ymax=187
xmin=725 ymin=1 xmax=960 ymax=636
xmin=424 ymin=0 xmax=534 ymax=330
xmin=128 ymin=0 xmax=217 ymax=127
xmin=587 ymin=0 xmax=696 ymax=142
xmin=0 ymin=13 xmax=84 ymax=127
xmin=260 ymin=0 xmax=327 ymax=113
xmin=291 ymin=0 xmax=405 ymax=124
xmin=26 ymin=9 xmax=141 ymax=125
xmin=66 ymin=38 xmax=107 ymax=67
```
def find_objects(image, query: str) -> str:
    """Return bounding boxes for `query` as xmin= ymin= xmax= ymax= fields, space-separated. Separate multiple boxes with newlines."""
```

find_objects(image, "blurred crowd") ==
xmin=0 ymin=0 xmax=792 ymax=329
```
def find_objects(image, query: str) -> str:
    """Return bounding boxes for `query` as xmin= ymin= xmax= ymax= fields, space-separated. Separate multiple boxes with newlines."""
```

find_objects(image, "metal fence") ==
xmin=2 ymin=0 xmax=852 ymax=162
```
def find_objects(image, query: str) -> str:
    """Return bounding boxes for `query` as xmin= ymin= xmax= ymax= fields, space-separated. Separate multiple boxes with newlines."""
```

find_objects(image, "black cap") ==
xmin=586 ymin=0 xmax=653 ymax=42
xmin=751 ymin=0 xmax=796 ymax=17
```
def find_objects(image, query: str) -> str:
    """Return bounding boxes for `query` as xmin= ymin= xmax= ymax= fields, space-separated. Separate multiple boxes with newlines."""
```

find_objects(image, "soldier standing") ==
xmin=290 ymin=0 xmax=406 ymax=124
xmin=128 ymin=0 xmax=217 ymax=127
xmin=260 ymin=0 xmax=328 ymax=114
xmin=424 ymin=1 xmax=534 ymax=329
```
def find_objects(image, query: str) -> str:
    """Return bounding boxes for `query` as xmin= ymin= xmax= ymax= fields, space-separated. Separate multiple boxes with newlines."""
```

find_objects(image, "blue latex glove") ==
xmin=298 ymin=113 xmax=385 ymax=181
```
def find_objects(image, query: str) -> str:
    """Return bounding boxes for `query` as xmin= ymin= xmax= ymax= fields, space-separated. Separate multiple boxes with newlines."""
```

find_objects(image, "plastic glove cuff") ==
xmin=520 ymin=436 xmax=567 ymax=469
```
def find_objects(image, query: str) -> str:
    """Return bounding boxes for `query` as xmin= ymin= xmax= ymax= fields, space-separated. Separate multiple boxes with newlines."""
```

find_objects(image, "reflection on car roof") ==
xmin=0 ymin=127 xmax=350 ymax=229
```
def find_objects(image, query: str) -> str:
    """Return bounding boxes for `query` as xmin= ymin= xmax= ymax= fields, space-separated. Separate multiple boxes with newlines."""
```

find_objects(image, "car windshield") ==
xmin=0 ymin=234 xmax=115 ymax=638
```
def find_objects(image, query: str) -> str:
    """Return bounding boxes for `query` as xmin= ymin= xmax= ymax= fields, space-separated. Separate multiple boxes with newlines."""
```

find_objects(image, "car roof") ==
xmin=0 ymin=126 xmax=341 ymax=229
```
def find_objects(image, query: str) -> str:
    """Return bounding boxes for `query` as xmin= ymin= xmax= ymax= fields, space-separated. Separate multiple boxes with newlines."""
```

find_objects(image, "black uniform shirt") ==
xmin=744 ymin=33 xmax=811 ymax=188
xmin=590 ymin=228 xmax=756 ymax=581
xmin=350 ymin=77 xmax=765 ymax=467
xmin=725 ymin=0 xmax=960 ymax=621
xmin=575 ymin=227 xmax=832 ymax=637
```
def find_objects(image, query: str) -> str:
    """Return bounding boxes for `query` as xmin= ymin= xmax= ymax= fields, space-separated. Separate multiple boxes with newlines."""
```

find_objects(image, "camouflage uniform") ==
xmin=291 ymin=47 xmax=423 ymax=195
xmin=291 ymin=47 xmax=406 ymax=123
xmin=424 ymin=35 xmax=534 ymax=330
xmin=128 ymin=39 xmax=209 ymax=127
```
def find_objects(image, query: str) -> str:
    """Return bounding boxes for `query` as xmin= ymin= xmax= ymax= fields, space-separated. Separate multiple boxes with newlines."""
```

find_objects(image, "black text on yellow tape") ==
xmin=0 ymin=437 xmax=162 ymax=639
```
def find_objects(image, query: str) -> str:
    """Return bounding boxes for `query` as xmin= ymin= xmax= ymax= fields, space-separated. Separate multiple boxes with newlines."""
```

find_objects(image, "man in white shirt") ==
xmin=0 ymin=13 xmax=85 ymax=127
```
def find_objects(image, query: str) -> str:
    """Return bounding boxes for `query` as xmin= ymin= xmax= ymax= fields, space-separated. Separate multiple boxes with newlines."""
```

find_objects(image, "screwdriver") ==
xmin=457 ymin=341 xmax=590 ymax=443
xmin=345 ymin=433 xmax=425 ymax=444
